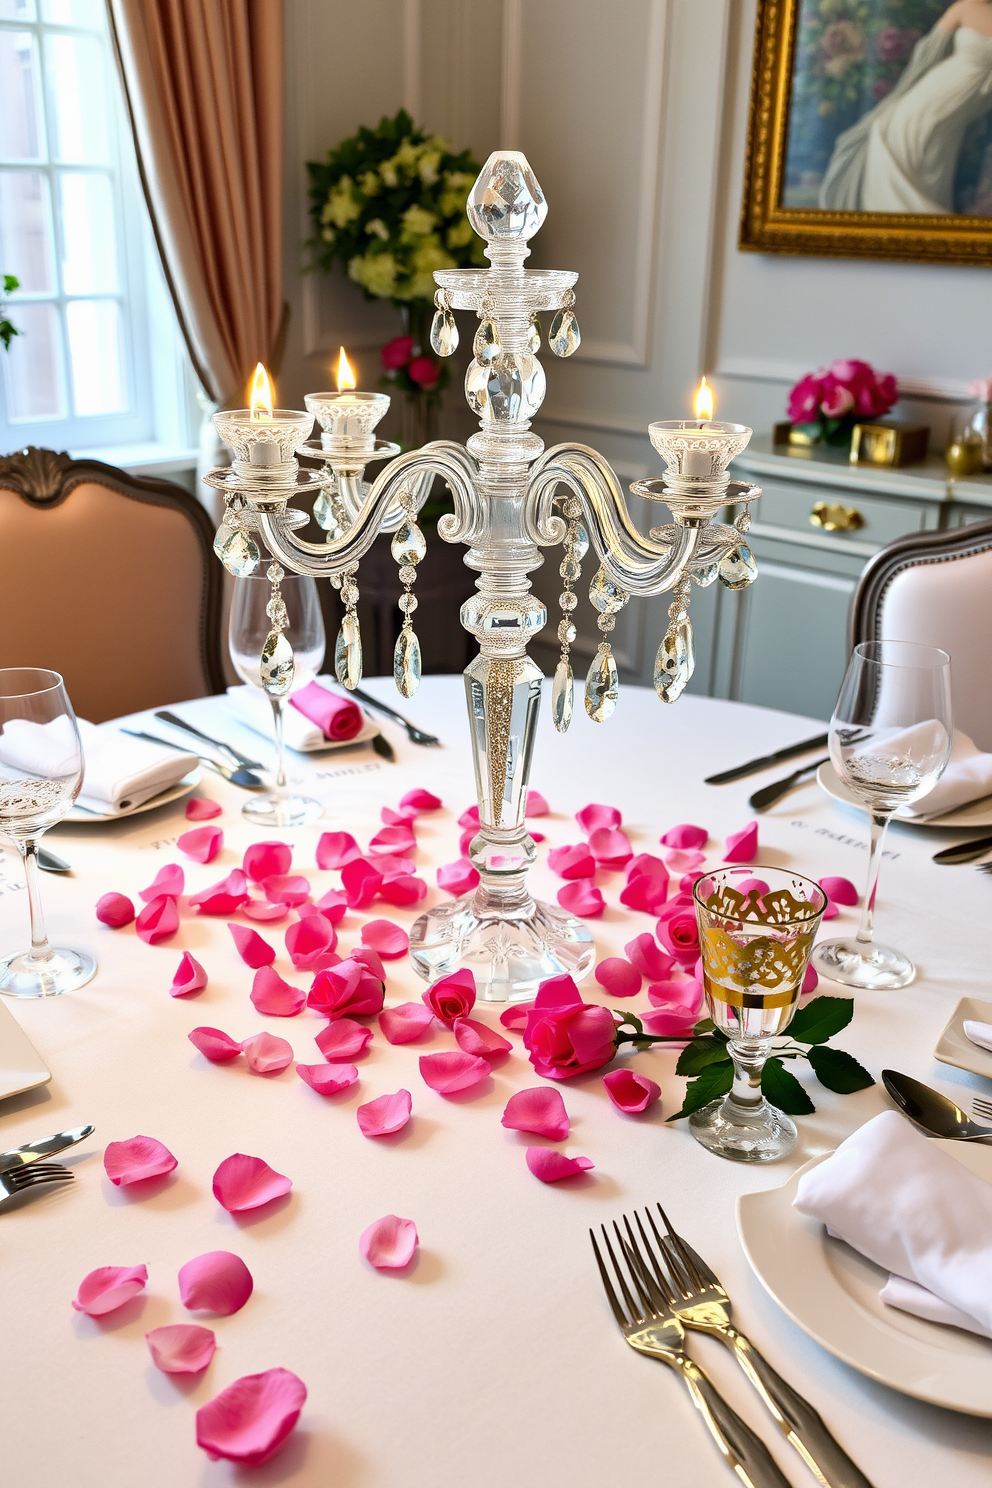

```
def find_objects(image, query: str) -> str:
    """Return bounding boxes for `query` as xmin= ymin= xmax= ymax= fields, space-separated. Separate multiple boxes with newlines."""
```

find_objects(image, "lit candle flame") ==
xmin=249 ymin=362 xmax=274 ymax=419
xmin=693 ymin=375 xmax=714 ymax=422
xmin=336 ymin=346 xmax=357 ymax=392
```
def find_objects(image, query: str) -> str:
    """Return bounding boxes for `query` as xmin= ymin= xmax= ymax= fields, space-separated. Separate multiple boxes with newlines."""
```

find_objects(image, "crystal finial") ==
xmin=260 ymin=629 xmax=295 ymax=696
xmin=467 ymin=150 xmax=547 ymax=240
xmin=719 ymin=544 xmax=758 ymax=590
xmin=585 ymin=644 xmax=619 ymax=722
xmin=214 ymin=525 xmax=260 ymax=577
xmin=391 ymin=520 xmax=427 ymax=566
xmin=552 ymin=657 xmax=574 ymax=732
xmin=394 ymin=626 xmax=422 ymax=698
xmin=654 ymin=620 xmax=695 ymax=703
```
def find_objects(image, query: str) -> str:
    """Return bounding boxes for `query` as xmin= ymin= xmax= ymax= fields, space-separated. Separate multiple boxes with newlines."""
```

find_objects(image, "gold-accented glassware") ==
xmin=691 ymin=866 xmax=827 ymax=1163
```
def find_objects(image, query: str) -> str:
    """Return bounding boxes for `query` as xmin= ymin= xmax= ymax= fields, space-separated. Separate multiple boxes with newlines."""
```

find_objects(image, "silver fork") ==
xmin=591 ymin=1220 xmax=791 ymax=1487
xmin=973 ymin=1095 xmax=992 ymax=1121
xmin=650 ymin=1207 xmax=874 ymax=1488
xmin=0 ymin=1162 xmax=73 ymax=1206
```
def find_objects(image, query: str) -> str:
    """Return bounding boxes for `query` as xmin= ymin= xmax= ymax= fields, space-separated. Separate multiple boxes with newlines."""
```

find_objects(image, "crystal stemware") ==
xmin=0 ymin=668 xmax=97 ymax=997
xmin=690 ymin=866 xmax=827 ymax=1163
xmin=813 ymin=640 xmax=952 ymax=991
xmin=229 ymin=574 xmax=326 ymax=828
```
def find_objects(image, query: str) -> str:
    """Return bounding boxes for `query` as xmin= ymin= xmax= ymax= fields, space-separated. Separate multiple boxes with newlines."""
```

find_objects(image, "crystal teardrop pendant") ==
xmin=312 ymin=488 xmax=343 ymax=536
xmin=585 ymin=644 xmax=619 ymax=723
xmin=393 ymin=627 xmax=422 ymax=698
xmin=473 ymin=318 xmax=501 ymax=364
xmin=718 ymin=543 xmax=758 ymax=591
xmin=552 ymin=657 xmax=574 ymax=732
xmin=589 ymin=568 xmax=629 ymax=615
xmin=334 ymin=614 xmax=363 ymax=691
xmin=214 ymin=525 xmax=260 ymax=577
xmin=391 ymin=519 xmax=427 ymax=565
xmin=654 ymin=619 xmax=695 ymax=703
xmin=549 ymin=308 xmax=581 ymax=357
xmin=260 ymin=629 xmax=295 ymax=696
xmin=430 ymin=308 xmax=459 ymax=356
xmin=526 ymin=316 xmax=541 ymax=353
xmin=691 ymin=561 xmax=720 ymax=587
xmin=573 ymin=522 xmax=590 ymax=562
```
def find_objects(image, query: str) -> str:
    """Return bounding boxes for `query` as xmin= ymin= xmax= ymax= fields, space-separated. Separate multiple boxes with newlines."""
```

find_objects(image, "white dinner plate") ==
xmin=65 ymin=768 xmax=201 ymax=824
xmin=285 ymin=716 xmax=381 ymax=754
xmin=0 ymin=999 xmax=51 ymax=1102
xmin=737 ymin=1142 xmax=992 ymax=1416
xmin=935 ymin=997 xmax=992 ymax=1082
xmin=817 ymin=760 xmax=992 ymax=829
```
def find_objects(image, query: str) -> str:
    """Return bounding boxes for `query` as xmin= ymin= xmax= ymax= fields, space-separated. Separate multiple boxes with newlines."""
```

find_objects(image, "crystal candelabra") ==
xmin=206 ymin=151 xmax=761 ymax=1002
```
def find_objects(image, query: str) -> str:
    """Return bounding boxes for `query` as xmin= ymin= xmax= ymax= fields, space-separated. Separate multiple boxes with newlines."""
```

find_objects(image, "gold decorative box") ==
xmin=849 ymin=422 xmax=929 ymax=467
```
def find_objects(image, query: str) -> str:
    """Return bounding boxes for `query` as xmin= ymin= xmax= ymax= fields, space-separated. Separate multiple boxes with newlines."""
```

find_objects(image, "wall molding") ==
xmin=715 ymin=356 xmax=974 ymax=404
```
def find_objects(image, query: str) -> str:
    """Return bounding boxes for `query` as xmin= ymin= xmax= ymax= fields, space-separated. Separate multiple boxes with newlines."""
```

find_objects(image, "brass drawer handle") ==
xmin=809 ymin=501 xmax=864 ymax=532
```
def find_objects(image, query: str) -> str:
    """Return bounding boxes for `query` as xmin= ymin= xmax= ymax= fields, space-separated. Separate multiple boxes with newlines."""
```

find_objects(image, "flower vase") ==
xmin=400 ymin=392 xmax=439 ymax=450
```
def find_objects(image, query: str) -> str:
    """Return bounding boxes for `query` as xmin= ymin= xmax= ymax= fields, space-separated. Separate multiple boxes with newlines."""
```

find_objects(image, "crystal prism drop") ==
xmin=718 ymin=543 xmax=758 ymax=591
xmin=334 ymin=614 xmax=363 ymax=691
xmin=260 ymin=628 xmax=295 ymax=696
xmin=430 ymin=308 xmax=459 ymax=356
xmin=654 ymin=619 xmax=695 ymax=703
xmin=549 ymin=308 xmax=581 ymax=357
xmin=214 ymin=525 xmax=260 ymax=577
xmin=692 ymin=561 xmax=720 ymax=587
xmin=312 ymin=488 xmax=343 ymax=535
xmin=473 ymin=318 xmax=501 ymax=364
xmin=585 ymin=645 xmax=619 ymax=723
xmin=393 ymin=627 xmax=422 ymax=698
xmin=552 ymin=657 xmax=574 ymax=732
xmin=391 ymin=519 xmax=427 ymax=565
xmin=589 ymin=568 xmax=629 ymax=615
xmin=526 ymin=318 xmax=541 ymax=353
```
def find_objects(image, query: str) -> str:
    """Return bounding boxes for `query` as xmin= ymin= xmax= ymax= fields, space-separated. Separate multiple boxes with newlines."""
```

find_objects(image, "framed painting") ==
xmin=740 ymin=0 xmax=992 ymax=263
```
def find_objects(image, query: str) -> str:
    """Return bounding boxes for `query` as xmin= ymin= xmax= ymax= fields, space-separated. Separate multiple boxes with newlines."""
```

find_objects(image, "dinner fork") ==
xmin=591 ymin=1220 xmax=791 ymax=1487
xmin=651 ymin=1208 xmax=875 ymax=1488
xmin=0 ymin=1161 xmax=73 ymax=1206
xmin=973 ymin=1095 xmax=992 ymax=1121
xmin=345 ymin=685 xmax=441 ymax=746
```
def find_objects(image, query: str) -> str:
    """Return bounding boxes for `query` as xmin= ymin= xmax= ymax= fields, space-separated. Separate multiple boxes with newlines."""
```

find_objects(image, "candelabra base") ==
xmin=408 ymin=893 xmax=595 ymax=1002
xmin=241 ymin=793 xmax=324 ymax=829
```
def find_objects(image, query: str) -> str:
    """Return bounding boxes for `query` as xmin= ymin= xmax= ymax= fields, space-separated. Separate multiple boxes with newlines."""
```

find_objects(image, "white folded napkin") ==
xmin=794 ymin=1109 xmax=992 ymax=1337
xmin=963 ymin=1019 xmax=992 ymax=1054
xmin=0 ymin=718 xmax=197 ymax=816
xmin=897 ymin=731 xmax=992 ymax=819
xmin=879 ymin=1274 xmax=992 ymax=1340
xmin=226 ymin=683 xmax=376 ymax=752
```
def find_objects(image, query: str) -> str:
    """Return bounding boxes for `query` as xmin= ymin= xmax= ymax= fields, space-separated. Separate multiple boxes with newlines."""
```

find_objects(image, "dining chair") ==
xmin=849 ymin=516 xmax=992 ymax=750
xmin=0 ymin=446 xmax=224 ymax=723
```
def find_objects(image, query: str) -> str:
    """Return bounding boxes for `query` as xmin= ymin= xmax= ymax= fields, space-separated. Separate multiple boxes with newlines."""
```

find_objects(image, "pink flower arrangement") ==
xmin=787 ymin=359 xmax=897 ymax=443
xmin=380 ymin=335 xmax=447 ymax=399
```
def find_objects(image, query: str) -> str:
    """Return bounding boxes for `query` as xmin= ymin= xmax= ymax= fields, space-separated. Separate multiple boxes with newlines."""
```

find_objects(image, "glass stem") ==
xmin=856 ymin=811 xmax=890 ymax=946
xmin=269 ymin=696 xmax=286 ymax=791
xmin=19 ymin=837 xmax=52 ymax=965
xmin=727 ymin=1039 xmax=767 ymax=1110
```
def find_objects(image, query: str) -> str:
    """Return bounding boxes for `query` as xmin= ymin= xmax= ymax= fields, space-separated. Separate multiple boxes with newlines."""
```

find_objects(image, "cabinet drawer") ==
xmin=753 ymin=477 xmax=933 ymax=547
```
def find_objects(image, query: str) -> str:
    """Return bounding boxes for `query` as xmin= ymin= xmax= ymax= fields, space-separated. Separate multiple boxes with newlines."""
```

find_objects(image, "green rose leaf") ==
xmin=666 ymin=1059 xmax=734 ymax=1122
xmin=788 ymin=996 xmax=854 ymax=1045
xmin=675 ymin=1038 xmax=733 ymax=1077
xmin=761 ymin=1057 xmax=816 ymax=1115
xmin=807 ymin=1044 xmax=875 ymax=1094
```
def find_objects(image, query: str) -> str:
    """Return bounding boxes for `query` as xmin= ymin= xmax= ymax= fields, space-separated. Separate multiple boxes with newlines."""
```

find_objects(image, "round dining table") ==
xmin=0 ymin=676 xmax=989 ymax=1488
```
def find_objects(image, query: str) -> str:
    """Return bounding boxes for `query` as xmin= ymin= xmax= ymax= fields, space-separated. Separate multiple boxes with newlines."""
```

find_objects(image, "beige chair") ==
xmin=850 ymin=516 xmax=992 ymax=750
xmin=0 ymin=446 xmax=224 ymax=723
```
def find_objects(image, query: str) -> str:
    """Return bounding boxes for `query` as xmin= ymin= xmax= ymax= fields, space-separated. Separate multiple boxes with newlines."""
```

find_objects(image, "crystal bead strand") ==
xmin=430 ymin=287 xmax=459 ymax=357
xmin=260 ymin=561 xmax=295 ymax=694
xmin=551 ymin=496 xmax=585 ymax=732
xmin=333 ymin=562 xmax=363 ymax=691
xmin=549 ymin=289 xmax=581 ymax=357
xmin=584 ymin=568 xmax=628 ymax=722
xmin=391 ymin=490 xmax=427 ymax=698
xmin=653 ymin=573 xmax=694 ymax=703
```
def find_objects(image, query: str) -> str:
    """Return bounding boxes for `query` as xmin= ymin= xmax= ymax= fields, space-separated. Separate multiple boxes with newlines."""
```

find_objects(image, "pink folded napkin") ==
xmin=289 ymin=681 xmax=362 ymax=742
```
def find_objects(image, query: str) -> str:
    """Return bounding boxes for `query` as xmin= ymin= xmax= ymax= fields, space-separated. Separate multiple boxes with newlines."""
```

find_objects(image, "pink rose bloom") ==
xmin=422 ymin=968 xmax=476 ymax=1027
xmin=522 ymin=974 xmax=618 ymax=1081
xmin=307 ymin=958 xmax=384 ymax=1019
xmin=655 ymin=902 xmax=699 ymax=965
xmin=408 ymin=354 xmax=440 ymax=390
xmin=381 ymin=335 xmax=414 ymax=371
xmin=787 ymin=373 xmax=823 ymax=422
xmin=819 ymin=375 xmax=854 ymax=419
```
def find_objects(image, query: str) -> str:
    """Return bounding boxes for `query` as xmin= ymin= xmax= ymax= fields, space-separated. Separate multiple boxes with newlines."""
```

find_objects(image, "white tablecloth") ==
xmin=1 ymin=678 xmax=990 ymax=1487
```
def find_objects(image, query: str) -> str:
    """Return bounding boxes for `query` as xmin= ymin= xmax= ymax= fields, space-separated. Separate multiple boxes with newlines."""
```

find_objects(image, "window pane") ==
xmin=42 ymin=0 xmax=104 ymax=24
xmin=0 ymin=31 xmax=44 ymax=162
xmin=44 ymin=33 xmax=108 ymax=163
xmin=59 ymin=171 xmax=117 ymax=292
xmin=2 ymin=299 xmax=66 ymax=419
xmin=0 ymin=170 xmax=55 ymax=291
xmin=66 ymin=297 xmax=124 ymax=415
xmin=0 ymin=2 xmax=36 ymax=23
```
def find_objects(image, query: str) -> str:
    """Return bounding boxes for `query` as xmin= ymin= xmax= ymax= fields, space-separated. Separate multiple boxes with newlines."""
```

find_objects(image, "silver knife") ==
xmin=0 ymin=1123 xmax=95 ymax=1173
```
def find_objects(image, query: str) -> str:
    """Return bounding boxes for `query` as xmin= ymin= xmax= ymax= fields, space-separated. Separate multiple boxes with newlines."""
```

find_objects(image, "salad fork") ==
xmin=973 ymin=1095 xmax=992 ymax=1121
xmin=0 ymin=1161 xmax=73 ymax=1207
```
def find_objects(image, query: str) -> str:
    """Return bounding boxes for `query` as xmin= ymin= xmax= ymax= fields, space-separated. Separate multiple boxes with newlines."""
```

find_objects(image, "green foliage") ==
xmin=788 ymin=995 xmax=854 ymax=1044
xmin=666 ymin=1059 xmax=734 ymax=1122
xmin=807 ymin=1043 xmax=875 ymax=1093
xmin=1 ymin=273 xmax=20 ymax=352
xmin=761 ymin=1057 xmax=816 ymax=1115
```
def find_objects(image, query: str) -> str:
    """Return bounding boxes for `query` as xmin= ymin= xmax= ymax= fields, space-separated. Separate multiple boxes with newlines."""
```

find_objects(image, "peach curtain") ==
xmin=108 ymin=0 xmax=285 ymax=405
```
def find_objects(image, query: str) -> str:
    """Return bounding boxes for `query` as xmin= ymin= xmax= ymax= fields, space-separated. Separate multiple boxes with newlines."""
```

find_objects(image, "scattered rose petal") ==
xmin=315 ymin=831 xmax=362 ymax=870
xmin=681 ymin=870 xmax=706 ymax=893
xmin=803 ymin=962 xmax=818 ymax=994
xmin=647 ymin=976 xmax=702 ymax=1012
xmin=500 ymin=1004 xmax=533 ymax=1030
xmin=136 ymin=894 xmax=180 ymax=945
xmin=103 ymin=1135 xmax=177 ymax=1187
xmin=642 ymin=999 xmax=700 ymax=1037
xmin=262 ymin=874 xmax=311 ymax=907
xmin=315 ymin=1018 xmax=372 ymax=1060
xmin=664 ymin=848 xmax=705 ymax=873
xmin=189 ymin=1025 xmax=243 ymax=1061
xmin=502 ymin=1087 xmax=569 ymax=1140
xmin=196 ymin=1368 xmax=306 ymax=1466
xmin=627 ymin=852 xmax=669 ymax=880
xmin=379 ymin=873 xmax=427 ymax=906
xmin=453 ymin=1016 xmax=513 ymax=1059
xmin=525 ymin=1149 xmax=594 ymax=1183
xmin=359 ymin=1214 xmax=418 ymax=1269
xmin=242 ymin=898 xmax=289 ymax=923
xmin=357 ymin=1089 xmax=412 ymax=1137
xmin=458 ymin=805 xmax=480 ymax=828
xmin=400 ymin=787 xmax=441 ymax=812
xmin=821 ymin=899 xmax=839 ymax=920
xmin=603 ymin=1068 xmax=661 ymax=1114
xmin=530 ymin=829 xmax=546 ymax=842
xmin=96 ymin=891 xmax=134 ymax=928
xmin=314 ymin=887 xmax=348 ymax=922
xmin=296 ymin=1062 xmax=358 ymax=1095
xmin=619 ymin=873 xmax=670 ymax=914
xmin=419 ymin=1051 xmax=490 ymax=1094
xmin=186 ymin=797 xmax=222 ymax=820
xmin=558 ymin=881 xmax=605 ymax=917
xmin=308 ymin=957 xmax=384 ymax=1019
xmin=381 ymin=804 xmax=417 ymax=826
xmin=73 ymin=1263 xmax=148 ymax=1316
xmin=624 ymin=933 xmax=674 ymax=981
xmin=146 ymin=1323 xmax=216 ymax=1373
xmin=241 ymin=1032 xmax=293 ymax=1075
xmin=724 ymin=821 xmax=759 ymax=863
xmin=370 ymin=853 xmax=416 ymax=878
xmin=595 ymin=958 xmax=641 ymax=998
xmin=177 ymin=825 xmax=223 ymax=864
xmin=179 ymin=1251 xmax=253 ymax=1315
xmin=285 ymin=913 xmax=336 ymax=969
xmin=352 ymin=945 xmax=386 ymax=982
xmin=736 ymin=877 xmax=770 ymax=896
xmin=138 ymin=863 xmax=184 ymax=902
xmin=380 ymin=1002 xmax=435 ymax=1044
xmin=548 ymin=843 xmax=596 ymax=880
xmin=212 ymin=1153 xmax=291 ymax=1213
xmin=341 ymin=857 xmax=384 ymax=909
xmin=229 ymin=923 xmax=276 ymax=969
xmin=189 ymin=868 xmax=248 ymax=915
xmin=588 ymin=827 xmax=633 ymax=870
xmin=422 ymin=967 xmax=476 ymax=1026
xmin=243 ymin=841 xmax=291 ymax=883
xmin=436 ymin=859 xmax=479 ymax=895
xmin=368 ymin=823 xmax=417 ymax=857
xmin=661 ymin=823 xmax=708 ymax=850
xmin=361 ymin=919 xmax=409 ymax=959
xmin=250 ymin=966 xmax=305 ymax=1017
xmin=170 ymin=951 xmax=207 ymax=997
xmin=526 ymin=790 xmax=550 ymax=816
xmin=820 ymin=876 xmax=858 ymax=906
xmin=457 ymin=829 xmax=474 ymax=858
xmin=576 ymin=803 xmax=621 ymax=834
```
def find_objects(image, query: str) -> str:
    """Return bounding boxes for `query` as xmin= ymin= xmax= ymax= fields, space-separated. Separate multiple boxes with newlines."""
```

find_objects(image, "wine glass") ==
xmin=691 ymin=866 xmax=827 ymax=1162
xmin=229 ymin=574 xmax=326 ymax=828
xmin=813 ymin=640 xmax=952 ymax=991
xmin=0 ymin=668 xmax=97 ymax=997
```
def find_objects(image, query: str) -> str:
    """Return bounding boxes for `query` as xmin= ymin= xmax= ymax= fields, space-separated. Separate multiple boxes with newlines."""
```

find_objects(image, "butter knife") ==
xmin=932 ymin=832 xmax=992 ymax=865
xmin=0 ymin=1123 xmax=95 ymax=1173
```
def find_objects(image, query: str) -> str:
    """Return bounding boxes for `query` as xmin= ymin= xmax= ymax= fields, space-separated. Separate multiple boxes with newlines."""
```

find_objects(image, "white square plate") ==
xmin=935 ymin=996 xmax=992 ymax=1081
xmin=0 ymin=999 xmax=51 ymax=1102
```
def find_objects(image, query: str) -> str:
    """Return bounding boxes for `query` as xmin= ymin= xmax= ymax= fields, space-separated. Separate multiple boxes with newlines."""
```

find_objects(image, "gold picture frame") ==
xmin=740 ymin=0 xmax=992 ymax=265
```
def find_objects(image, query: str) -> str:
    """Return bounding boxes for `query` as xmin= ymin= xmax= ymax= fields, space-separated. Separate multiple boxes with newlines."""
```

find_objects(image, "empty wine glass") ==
xmin=0 ymin=668 xmax=97 ymax=997
xmin=813 ymin=640 xmax=952 ymax=991
xmin=229 ymin=573 xmax=326 ymax=828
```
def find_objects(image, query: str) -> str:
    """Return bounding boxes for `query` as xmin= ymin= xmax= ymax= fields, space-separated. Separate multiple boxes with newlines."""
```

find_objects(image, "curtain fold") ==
xmin=108 ymin=0 xmax=285 ymax=405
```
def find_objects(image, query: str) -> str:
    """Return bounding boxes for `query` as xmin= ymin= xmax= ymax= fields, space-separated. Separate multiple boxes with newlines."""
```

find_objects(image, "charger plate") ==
xmin=935 ymin=997 xmax=992 ymax=1082
xmin=817 ymin=760 xmax=992 ymax=829
xmin=0 ymin=999 xmax=51 ymax=1102
xmin=737 ymin=1141 xmax=992 ymax=1416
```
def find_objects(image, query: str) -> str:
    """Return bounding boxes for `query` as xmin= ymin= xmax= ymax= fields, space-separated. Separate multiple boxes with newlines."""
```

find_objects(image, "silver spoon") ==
xmin=882 ymin=1069 xmax=992 ymax=1142
xmin=37 ymin=848 xmax=71 ymax=874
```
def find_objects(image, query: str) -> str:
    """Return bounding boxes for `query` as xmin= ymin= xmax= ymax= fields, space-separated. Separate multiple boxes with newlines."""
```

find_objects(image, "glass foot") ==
xmin=0 ymin=945 xmax=97 ymax=999
xmin=689 ymin=1094 xmax=797 ymax=1163
xmin=241 ymin=794 xmax=323 ymax=828
xmin=408 ymin=893 xmax=595 ymax=1003
xmin=813 ymin=937 xmax=915 ymax=990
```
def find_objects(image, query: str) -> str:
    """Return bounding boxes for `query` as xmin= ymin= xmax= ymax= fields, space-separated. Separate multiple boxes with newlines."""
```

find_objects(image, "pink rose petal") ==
xmin=595 ymin=958 xmax=641 ymax=998
xmin=186 ymin=797 xmax=222 ymax=820
xmin=369 ymin=853 xmax=416 ymax=877
xmin=177 ymin=825 xmax=223 ymax=864
xmin=641 ymin=994 xmax=700 ymax=1036
xmin=803 ymin=962 xmax=818 ymax=994
xmin=96 ymin=891 xmax=134 ymax=928
xmin=178 ymin=1251 xmax=253 ymax=1315
xmin=619 ymin=875 xmax=670 ymax=914
xmin=453 ymin=1016 xmax=513 ymax=1059
xmin=820 ymin=875 xmax=858 ymax=906
xmin=458 ymin=805 xmax=480 ymax=828
xmin=189 ymin=868 xmax=248 ymax=915
xmin=500 ymin=1004 xmax=533 ymax=1030
xmin=459 ymin=828 xmax=475 ymax=857
xmin=361 ymin=919 xmax=409 ymax=959
xmin=661 ymin=823 xmax=708 ymax=850
xmin=736 ymin=877 xmax=770 ymax=896
xmin=229 ymin=922 xmax=276 ymax=969
xmin=73 ymin=1263 xmax=148 ymax=1316
xmin=378 ymin=873 xmax=426 ymax=907
xmin=242 ymin=841 xmax=291 ymax=883
xmin=136 ymin=894 xmax=180 ymax=945
xmin=296 ymin=1062 xmax=358 ymax=1095
xmin=380 ymin=1002 xmax=435 ymax=1044
xmin=419 ymin=1051 xmax=490 ymax=1094
xmin=308 ymin=957 xmax=384 ymax=1019
xmin=681 ymin=870 xmax=705 ymax=893
xmin=212 ymin=1153 xmax=291 ymax=1213
xmin=285 ymin=913 xmax=336 ymax=970
xmin=315 ymin=831 xmax=362 ymax=870
xmin=724 ymin=821 xmax=759 ymax=863
xmin=624 ymin=933 xmax=674 ymax=981
xmin=250 ymin=966 xmax=305 ymax=1017
xmin=436 ymin=859 xmax=480 ymax=895
xmin=341 ymin=857 xmax=384 ymax=908
xmin=196 ymin=1367 xmax=306 ymax=1466
xmin=548 ymin=843 xmax=596 ymax=880
xmin=576 ymin=802 xmax=621 ymax=834
xmin=627 ymin=853 xmax=669 ymax=880
xmin=526 ymin=789 xmax=550 ymax=816
xmin=146 ymin=1323 xmax=216 ymax=1374
xmin=664 ymin=848 xmax=705 ymax=873
xmin=381 ymin=804 xmax=417 ymax=825
xmin=315 ymin=1018 xmax=373 ymax=1060
xmin=368 ymin=823 xmax=416 ymax=857
xmin=357 ymin=1089 xmax=412 ymax=1137
xmin=359 ymin=1214 xmax=418 ymax=1269
xmin=603 ymin=1067 xmax=661 ymax=1114
xmin=525 ymin=1148 xmax=594 ymax=1183
xmin=422 ymin=967 xmax=476 ymax=1026
xmin=400 ymin=787 xmax=442 ymax=813
xmin=170 ymin=951 xmax=207 ymax=997
xmin=103 ymin=1135 xmax=177 ymax=1187
xmin=138 ymin=863 xmax=184 ymax=902
xmin=558 ymin=881 xmax=605 ymax=917
xmin=314 ymin=887 xmax=348 ymax=922
xmin=261 ymin=874 xmax=311 ymax=907
xmin=501 ymin=1086 xmax=569 ymax=1140
xmin=352 ymin=945 xmax=386 ymax=981
xmin=242 ymin=898 xmax=289 ymax=923
xmin=588 ymin=826 xmax=633 ymax=870
xmin=531 ymin=829 xmax=546 ymax=843
xmin=241 ymin=1032 xmax=293 ymax=1075
xmin=189 ymin=1026 xmax=243 ymax=1062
